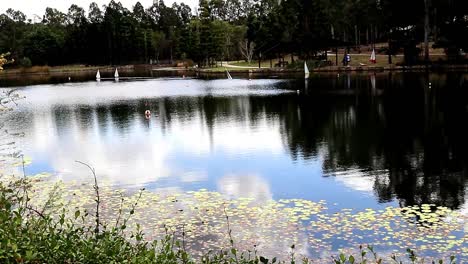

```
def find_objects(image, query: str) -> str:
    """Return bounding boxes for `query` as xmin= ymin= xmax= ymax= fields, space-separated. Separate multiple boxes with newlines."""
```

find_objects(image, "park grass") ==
xmin=201 ymin=66 xmax=251 ymax=72
xmin=48 ymin=65 xmax=103 ymax=72
xmin=327 ymin=54 xmax=448 ymax=68
xmin=231 ymin=49 xmax=449 ymax=69
xmin=226 ymin=54 xmax=447 ymax=70
xmin=327 ymin=54 xmax=405 ymax=67
xmin=230 ymin=61 xmax=273 ymax=68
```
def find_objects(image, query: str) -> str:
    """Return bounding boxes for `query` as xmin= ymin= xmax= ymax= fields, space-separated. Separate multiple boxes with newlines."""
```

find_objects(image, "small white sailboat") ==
xmin=304 ymin=62 xmax=310 ymax=79
xmin=114 ymin=68 xmax=119 ymax=80
xmin=96 ymin=70 xmax=101 ymax=81
xmin=226 ymin=69 xmax=233 ymax=80
xmin=370 ymin=49 xmax=376 ymax=64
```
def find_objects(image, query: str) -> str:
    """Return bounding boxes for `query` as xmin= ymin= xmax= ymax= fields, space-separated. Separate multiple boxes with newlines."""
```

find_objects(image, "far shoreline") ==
xmin=1 ymin=63 xmax=467 ymax=87
xmin=1 ymin=63 xmax=468 ymax=75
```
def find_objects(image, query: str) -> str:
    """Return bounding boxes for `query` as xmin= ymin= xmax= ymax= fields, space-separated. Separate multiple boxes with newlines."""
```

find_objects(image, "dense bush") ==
xmin=287 ymin=60 xmax=333 ymax=70
xmin=0 ymin=180 xmax=165 ymax=263
xmin=18 ymin=57 xmax=32 ymax=68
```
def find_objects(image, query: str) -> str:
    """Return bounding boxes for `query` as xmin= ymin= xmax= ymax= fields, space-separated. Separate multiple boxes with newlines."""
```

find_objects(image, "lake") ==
xmin=1 ymin=72 xmax=467 ymax=261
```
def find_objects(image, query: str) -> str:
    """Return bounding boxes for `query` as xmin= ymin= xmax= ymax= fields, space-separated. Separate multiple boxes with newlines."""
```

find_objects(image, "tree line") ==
xmin=0 ymin=0 xmax=467 ymax=67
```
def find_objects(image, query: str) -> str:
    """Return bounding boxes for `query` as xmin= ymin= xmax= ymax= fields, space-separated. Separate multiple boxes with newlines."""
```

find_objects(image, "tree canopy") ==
xmin=0 ymin=0 xmax=466 ymax=67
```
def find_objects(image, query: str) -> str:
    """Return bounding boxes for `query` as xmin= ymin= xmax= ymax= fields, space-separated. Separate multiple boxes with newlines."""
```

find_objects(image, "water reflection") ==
xmin=218 ymin=174 xmax=273 ymax=203
xmin=3 ymin=73 xmax=468 ymax=212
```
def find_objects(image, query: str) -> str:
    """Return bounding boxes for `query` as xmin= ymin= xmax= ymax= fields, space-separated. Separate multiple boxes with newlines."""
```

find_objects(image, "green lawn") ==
xmin=326 ymin=54 xmax=404 ymax=67
xmin=200 ymin=66 xmax=251 ymax=72
xmin=230 ymin=61 xmax=273 ymax=68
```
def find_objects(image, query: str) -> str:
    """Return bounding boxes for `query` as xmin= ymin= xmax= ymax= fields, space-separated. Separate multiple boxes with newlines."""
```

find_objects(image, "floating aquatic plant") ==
xmin=19 ymin=174 xmax=467 ymax=262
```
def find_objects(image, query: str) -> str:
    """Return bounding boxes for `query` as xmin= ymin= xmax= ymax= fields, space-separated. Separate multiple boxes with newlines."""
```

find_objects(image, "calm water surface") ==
xmin=3 ymin=73 xmax=468 ymax=209
xmin=2 ymin=72 xmax=468 ymax=259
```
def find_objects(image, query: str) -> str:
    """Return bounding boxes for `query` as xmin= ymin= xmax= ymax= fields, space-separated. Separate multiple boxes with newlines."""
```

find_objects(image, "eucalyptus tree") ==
xmin=64 ymin=5 xmax=89 ymax=63
xmin=23 ymin=25 xmax=65 ymax=65
xmin=0 ymin=9 xmax=27 ymax=60
xmin=88 ymin=2 xmax=103 ymax=23
xmin=43 ymin=7 xmax=67 ymax=26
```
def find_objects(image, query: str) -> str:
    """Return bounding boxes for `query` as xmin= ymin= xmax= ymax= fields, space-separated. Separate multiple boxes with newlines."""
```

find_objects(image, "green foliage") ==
xmin=0 ymin=54 xmax=7 ymax=70
xmin=0 ymin=179 xmax=460 ymax=263
xmin=18 ymin=57 xmax=32 ymax=67
xmin=23 ymin=25 xmax=65 ymax=66
xmin=0 ymin=181 xmax=157 ymax=263
xmin=0 ymin=52 xmax=13 ymax=70
xmin=332 ymin=245 xmax=457 ymax=264
xmin=0 ymin=0 xmax=466 ymax=67
xmin=287 ymin=59 xmax=332 ymax=70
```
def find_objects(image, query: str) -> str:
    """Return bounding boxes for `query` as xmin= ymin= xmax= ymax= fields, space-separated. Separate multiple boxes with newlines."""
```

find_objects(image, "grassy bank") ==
xmin=0 ymin=65 xmax=101 ymax=75
xmin=0 ymin=65 xmax=142 ymax=76
xmin=2 ymin=62 xmax=468 ymax=80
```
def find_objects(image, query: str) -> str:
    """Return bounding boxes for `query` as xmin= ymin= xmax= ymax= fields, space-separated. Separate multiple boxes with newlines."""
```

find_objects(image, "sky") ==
xmin=0 ymin=0 xmax=198 ymax=20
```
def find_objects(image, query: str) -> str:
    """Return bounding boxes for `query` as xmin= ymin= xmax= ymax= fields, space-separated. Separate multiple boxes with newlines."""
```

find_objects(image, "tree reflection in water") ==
xmin=4 ymin=73 xmax=468 ymax=211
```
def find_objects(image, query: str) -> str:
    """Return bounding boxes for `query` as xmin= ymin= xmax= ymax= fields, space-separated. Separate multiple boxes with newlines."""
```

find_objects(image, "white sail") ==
xmin=226 ymin=69 xmax=233 ymax=80
xmin=114 ymin=68 xmax=119 ymax=78
xmin=370 ymin=49 xmax=376 ymax=63
xmin=96 ymin=70 xmax=101 ymax=80
xmin=304 ymin=62 xmax=310 ymax=79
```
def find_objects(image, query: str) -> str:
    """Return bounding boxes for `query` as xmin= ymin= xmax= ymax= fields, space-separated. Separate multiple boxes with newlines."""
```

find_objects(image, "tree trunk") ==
xmin=433 ymin=8 xmax=438 ymax=42
xmin=374 ymin=26 xmax=378 ymax=46
xmin=354 ymin=25 xmax=358 ymax=47
xmin=170 ymin=46 xmax=173 ymax=65
xmin=388 ymin=29 xmax=393 ymax=64
xmin=366 ymin=28 xmax=369 ymax=45
xmin=144 ymin=32 xmax=148 ymax=64
xmin=358 ymin=29 xmax=361 ymax=47
xmin=335 ymin=47 xmax=339 ymax=66
xmin=424 ymin=0 xmax=431 ymax=64
xmin=108 ymin=31 xmax=113 ymax=65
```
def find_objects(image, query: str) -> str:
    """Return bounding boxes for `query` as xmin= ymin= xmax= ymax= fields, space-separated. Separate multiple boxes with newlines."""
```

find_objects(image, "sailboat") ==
xmin=370 ymin=49 xmax=376 ymax=64
xmin=226 ymin=69 xmax=233 ymax=80
xmin=304 ymin=62 xmax=310 ymax=79
xmin=96 ymin=70 xmax=101 ymax=81
xmin=114 ymin=68 xmax=119 ymax=80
